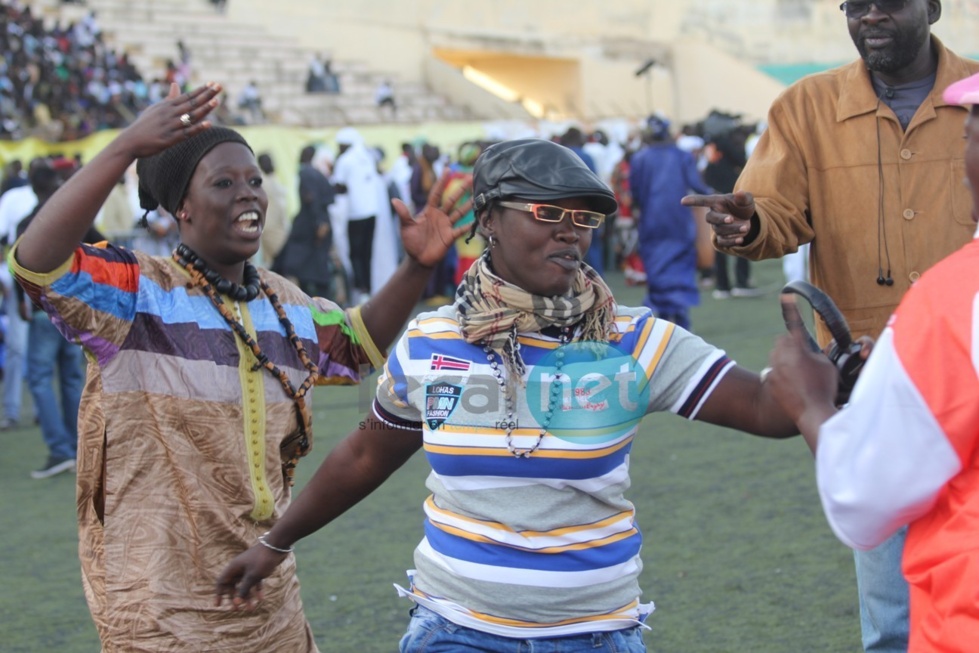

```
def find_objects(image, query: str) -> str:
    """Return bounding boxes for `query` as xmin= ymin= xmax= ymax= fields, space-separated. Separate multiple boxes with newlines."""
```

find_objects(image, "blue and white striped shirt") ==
xmin=374 ymin=303 xmax=732 ymax=637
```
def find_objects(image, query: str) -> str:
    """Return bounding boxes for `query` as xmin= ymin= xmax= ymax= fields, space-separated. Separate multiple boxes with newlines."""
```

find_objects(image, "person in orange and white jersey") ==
xmin=767 ymin=70 xmax=979 ymax=653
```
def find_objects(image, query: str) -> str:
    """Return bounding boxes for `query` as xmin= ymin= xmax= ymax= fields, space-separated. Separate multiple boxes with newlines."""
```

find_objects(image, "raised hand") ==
xmin=681 ymin=190 xmax=756 ymax=247
xmin=117 ymin=82 xmax=223 ymax=159
xmin=395 ymin=171 xmax=473 ymax=269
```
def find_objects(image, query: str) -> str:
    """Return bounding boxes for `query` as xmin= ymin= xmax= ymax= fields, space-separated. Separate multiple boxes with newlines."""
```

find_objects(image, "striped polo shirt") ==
xmin=374 ymin=303 xmax=732 ymax=638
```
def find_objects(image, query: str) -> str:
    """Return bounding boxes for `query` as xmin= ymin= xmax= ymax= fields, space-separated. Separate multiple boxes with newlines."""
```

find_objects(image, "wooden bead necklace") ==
xmin=175 ymin=243 xmax=261 ymax=301
xmin=173 ymin=245 xmax=321 ymax=484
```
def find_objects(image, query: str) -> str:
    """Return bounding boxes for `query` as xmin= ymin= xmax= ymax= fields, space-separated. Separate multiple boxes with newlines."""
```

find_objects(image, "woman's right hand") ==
xmin=214 ymin=543 xmax=288 ymax=610
xmin=12 ymin=82 xmax=223 ymax=276
xmin=118 ymin=82 xmax=222 ymax=159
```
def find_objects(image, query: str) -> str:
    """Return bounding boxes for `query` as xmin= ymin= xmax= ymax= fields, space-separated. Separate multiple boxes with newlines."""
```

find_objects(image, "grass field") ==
xmin=0 ymin=259 xmax=862 ymax=652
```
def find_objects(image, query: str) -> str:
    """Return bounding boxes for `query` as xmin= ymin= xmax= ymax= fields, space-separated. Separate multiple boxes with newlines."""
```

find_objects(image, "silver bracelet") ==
xmin=257 ymin=531 xmax=293 ymax=554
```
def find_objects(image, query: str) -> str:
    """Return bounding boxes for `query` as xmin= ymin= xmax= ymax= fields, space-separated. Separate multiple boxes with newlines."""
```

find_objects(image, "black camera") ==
xmin=780 ymin=281 xmax=865 ymax=405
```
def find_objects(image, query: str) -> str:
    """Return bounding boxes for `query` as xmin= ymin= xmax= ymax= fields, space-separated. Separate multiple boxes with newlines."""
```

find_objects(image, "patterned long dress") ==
xmin=11 ymin=242 xmax=384 ymax=652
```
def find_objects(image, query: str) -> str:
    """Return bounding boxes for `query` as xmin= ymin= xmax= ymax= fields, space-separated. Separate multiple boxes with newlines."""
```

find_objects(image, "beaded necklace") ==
xmin=484 ymin=326 xmax=571 ymax=458
xmin=173 ymin=245 xmax=321 ymax=484
xmin=175 ymin=243 xmax=261 ymax=301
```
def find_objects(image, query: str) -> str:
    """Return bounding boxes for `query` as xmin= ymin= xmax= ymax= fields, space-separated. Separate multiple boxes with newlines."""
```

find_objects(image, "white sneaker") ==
xmin=31 ymin=457 xmax=76 ymax=479
xmin=731 ymin=286 xmax=766 ymax=298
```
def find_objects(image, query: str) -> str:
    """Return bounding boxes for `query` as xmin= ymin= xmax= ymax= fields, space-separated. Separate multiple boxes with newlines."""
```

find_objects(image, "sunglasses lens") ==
xmin=843 ymin=0 xmax=904 ymax=17
xmin=526 ymin=204 xmax=603 ymax=228
xmin=533 ymin=205 xmax=566 ymax=222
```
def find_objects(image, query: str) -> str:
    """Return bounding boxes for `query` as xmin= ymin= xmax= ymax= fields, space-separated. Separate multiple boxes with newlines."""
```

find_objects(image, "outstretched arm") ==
xmin=694 ymin=364 xmax=800 ymax=440
xmin=687 ymin=101 xmax=815 ymax=259
xmin=695 ymin=296 xmax=860 ymax=444
xmin=705 ymin=297 xmax=874 ymax=451
xmin=16 ymin=83 xmax=221 ymax=273
xmin=215 ymin=416 xmax=423 ymax=608
xmin=358 ymin=172 xmax=471 ymax=351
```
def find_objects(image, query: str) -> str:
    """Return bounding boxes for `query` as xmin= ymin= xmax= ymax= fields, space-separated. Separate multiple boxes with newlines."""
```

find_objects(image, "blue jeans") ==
xmin=399 ymin=605 xmax=646 ymax=653
xmin=3 ymin=294 xmax=28 ymax=421
xmin=27 ymin=312 xmax=84 ymax=461
xmin=854 ymin=526 xmax=910 ymax=652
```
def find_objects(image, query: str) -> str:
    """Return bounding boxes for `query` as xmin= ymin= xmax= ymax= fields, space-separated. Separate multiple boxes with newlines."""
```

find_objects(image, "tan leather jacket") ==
xmin=725 ymin=38 xmax=979 ymax=345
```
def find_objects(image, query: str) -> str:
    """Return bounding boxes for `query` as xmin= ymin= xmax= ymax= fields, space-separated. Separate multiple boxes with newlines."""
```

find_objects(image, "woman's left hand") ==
xmin=214 ymin=543 xmax=286 ymax=610
xmin=394 ymin=171 xmax=473 ymax=268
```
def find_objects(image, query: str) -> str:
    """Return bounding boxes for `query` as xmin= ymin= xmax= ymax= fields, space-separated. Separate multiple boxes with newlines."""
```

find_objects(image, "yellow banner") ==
xmin=0 ymin=122 xmax=490 ymax=218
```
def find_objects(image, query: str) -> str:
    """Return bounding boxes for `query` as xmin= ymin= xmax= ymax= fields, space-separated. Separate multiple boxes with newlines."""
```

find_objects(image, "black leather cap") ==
xmin=472 ymin=139 xmax=617 ymax=215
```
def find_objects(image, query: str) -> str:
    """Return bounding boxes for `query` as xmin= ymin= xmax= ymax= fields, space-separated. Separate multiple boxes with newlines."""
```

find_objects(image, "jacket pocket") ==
xmin=951 ymin=159 xmax=974 ymax=225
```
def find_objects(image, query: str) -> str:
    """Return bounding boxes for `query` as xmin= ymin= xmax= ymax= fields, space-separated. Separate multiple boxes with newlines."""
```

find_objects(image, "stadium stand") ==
xmin=29 ymin=0 xmax=474 ymax=133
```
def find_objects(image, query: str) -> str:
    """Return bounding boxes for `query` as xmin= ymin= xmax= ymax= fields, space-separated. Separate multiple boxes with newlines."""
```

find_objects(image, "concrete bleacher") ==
xmin=33 ymin=0 xmax=476 ymax=127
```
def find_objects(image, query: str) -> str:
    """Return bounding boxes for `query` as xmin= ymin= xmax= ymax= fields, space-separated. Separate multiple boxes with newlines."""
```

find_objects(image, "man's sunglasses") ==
xmin=497 ymin=201 xmax=606 ymax=229
xmin=839 ymin=0 xmax=909 ymax=19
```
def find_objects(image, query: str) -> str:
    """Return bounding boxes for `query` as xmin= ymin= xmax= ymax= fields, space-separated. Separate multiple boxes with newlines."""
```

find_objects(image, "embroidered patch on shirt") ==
xmin=430 ymin=354 xmax=472 ymax=371
xmin=425 ymin=382 xmax=462 ymax=429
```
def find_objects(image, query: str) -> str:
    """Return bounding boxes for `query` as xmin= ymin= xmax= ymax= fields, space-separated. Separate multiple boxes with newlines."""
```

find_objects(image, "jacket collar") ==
xmin=836 ymin=36 xmax=959 ymax=123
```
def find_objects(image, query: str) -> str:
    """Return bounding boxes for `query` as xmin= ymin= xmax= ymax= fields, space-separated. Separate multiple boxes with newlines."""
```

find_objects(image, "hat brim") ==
xmin=503 ymin=189 xmax=618 ymax=216
xmin=473 ymin=139 xmax=618 ymax=216
xmin=943 ymin=72 xmax=979 ymax=106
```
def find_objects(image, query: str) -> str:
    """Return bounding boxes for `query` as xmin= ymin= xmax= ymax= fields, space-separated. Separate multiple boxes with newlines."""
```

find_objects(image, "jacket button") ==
xmin=903 ymin=209 xmax=915 ymax=220
xmin=909 ymin=271 xmax=920 ymax=282
xmin=900 ymin=149 xmax=913 ymax=160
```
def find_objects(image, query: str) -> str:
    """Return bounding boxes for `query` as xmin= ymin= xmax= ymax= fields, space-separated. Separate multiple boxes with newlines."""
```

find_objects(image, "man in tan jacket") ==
xmin=683 ymin=1 xmax=979 ymax=651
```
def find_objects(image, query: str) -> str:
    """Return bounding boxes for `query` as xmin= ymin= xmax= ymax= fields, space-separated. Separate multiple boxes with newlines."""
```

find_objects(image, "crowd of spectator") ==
xmin=0 ymin=3 xmax=157 ymax=142
xmin=0 ymin=0 xmax=420 ymax=142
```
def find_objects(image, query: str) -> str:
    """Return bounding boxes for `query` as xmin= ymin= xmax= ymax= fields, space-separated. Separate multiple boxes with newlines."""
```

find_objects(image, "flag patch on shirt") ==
xmin=425 ymin=382 xmax=462 ymax=430
xmin=430 ymin=354 xmax=471 ymax=371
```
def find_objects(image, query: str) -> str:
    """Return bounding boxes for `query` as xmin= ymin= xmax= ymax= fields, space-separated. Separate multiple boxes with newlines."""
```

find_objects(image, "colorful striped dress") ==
xmin=10 ymin=242 xmax=383 ymax=653
xmin=373 ymin=303 xmax=732 ymax=638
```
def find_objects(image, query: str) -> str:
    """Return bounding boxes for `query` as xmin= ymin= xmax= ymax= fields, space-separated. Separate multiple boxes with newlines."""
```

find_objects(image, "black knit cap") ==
xmin=472 ymin=138 xmax=617 ymax=216
xmin=136 ymin=127 xmax=252 ymax=214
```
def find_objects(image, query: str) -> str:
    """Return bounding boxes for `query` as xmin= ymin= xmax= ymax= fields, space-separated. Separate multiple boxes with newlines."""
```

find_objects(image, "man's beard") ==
xmin=856 ymin=26 xmax=928 ymax=74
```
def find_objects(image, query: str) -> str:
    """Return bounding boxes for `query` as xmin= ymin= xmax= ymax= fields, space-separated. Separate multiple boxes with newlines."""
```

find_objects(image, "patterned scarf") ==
xmin=456 ymin=251 xmax=616 ymax=402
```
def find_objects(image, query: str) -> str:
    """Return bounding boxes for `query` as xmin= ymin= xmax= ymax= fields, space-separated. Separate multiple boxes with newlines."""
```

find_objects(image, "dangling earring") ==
xmin=488 ymin=235 xmax=497 ymax=248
